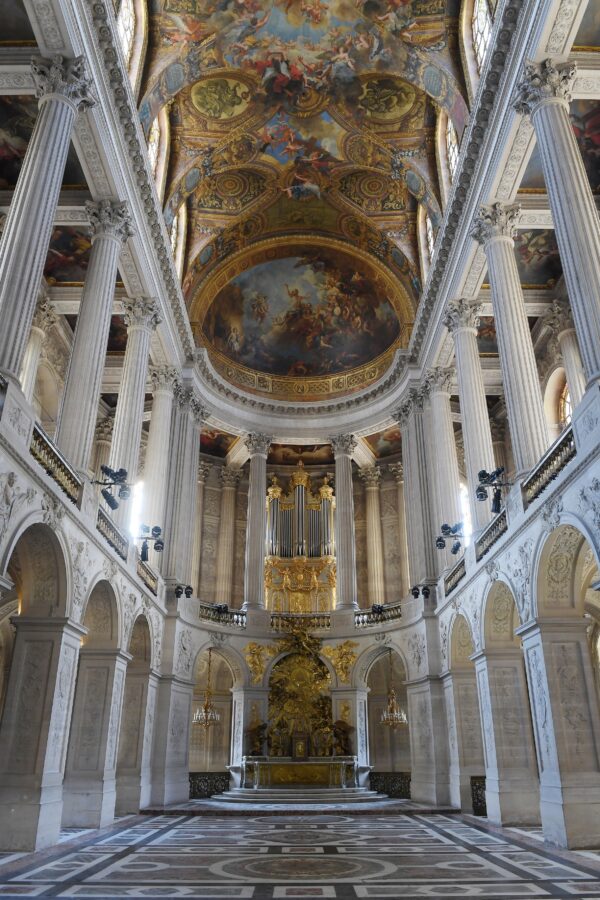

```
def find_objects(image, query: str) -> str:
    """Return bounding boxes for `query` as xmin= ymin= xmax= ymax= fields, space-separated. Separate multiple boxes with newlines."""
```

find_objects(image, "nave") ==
xmin=1 ymin=812 xmax=600 ymax=898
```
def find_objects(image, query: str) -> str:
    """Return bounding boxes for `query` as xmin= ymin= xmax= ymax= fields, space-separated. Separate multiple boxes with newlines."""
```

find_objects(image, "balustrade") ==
xmin=474 ymin=510 xmax=508 ymax=562
xmin=270 ymin=612 xmax=331 ymax=631
xmin=136 ymin=557 xmax=158 ymax=595
xmin=30 ymin=425 xmax=82 ymax=503
xmin=96 ymin=506 xmax=129 ymax=560
xmin=354 ymin=601 xmax=403 ymax=628
xmin=522 ymin=425 xmax=576 ymax=505
xmin=443 ymin=557 xmax=466 ymax=595
xmin=198 ymin=602 xmax=246 ymax=628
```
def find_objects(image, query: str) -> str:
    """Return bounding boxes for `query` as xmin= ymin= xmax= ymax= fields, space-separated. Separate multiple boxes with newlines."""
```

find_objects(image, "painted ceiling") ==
xmin=142 ymin=0 xmax=468 ymax=399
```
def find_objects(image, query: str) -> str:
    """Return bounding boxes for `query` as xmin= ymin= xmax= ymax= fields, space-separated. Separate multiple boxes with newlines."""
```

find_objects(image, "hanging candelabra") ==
xmin=193 ymin=647 xmax=220 ymax=728
xmin=380 ymin=648 xmax=408 ymax=728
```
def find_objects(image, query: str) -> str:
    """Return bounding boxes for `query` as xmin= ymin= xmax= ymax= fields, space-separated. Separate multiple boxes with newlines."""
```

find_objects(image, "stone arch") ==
xmin=450 ymin=613 xmax=475 ymax=668
xmin=353 ymin=641 xmax=410 ymax=690
xmin=189 ymin=645 xmax=235 ymax=778
xmin=543 ymin=364 xmax=568 ymax=441
xmin=366 ymin=646 xmax=410 ymax=795
xmin=2 ymin=519 xmax=69 ymax=618
xmin=127 ymin=614 xmax=152 ymax=669
xmin=81 ymin=580 xmax=120 ymax=649
xmin=534 ymin=523 xmax=600 ymax=620
xmin=193 ymin=640 xmax=245 ymax=690
xmin=483 ymin=580 xmax=520 ymax=650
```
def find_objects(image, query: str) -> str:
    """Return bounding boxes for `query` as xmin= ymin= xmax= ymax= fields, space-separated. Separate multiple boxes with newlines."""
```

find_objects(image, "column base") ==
xmin=540 ymin=783 xmax=600 ymax=849
xmin=115 ymin=772 xmax=151 ymax=815
xmin=0 ymin=781 xmax=63 ymax=851
xmin=410 ymin=769 xmax=451 ymax=807
xmin=485 ymin=775 xmax=540 ymax=826
xmin=61 ymin=777 xmax=117 ymax=828
xmin=449 ymin=768 xmax=484 ymax=813
xmin=149 ymin=766 xmax=190 ymax=808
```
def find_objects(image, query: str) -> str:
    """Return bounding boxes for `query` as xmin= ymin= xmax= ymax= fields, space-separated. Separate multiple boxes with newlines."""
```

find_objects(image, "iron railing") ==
xmin=523 ymin=425 xmax=576 ymax=505
xmin=29 ymin=425 xmax=82 ymax=503
xmin=475 ymin=510 xmax=508 ymax=561
xmin=96 ymin=506 xmax=129 ymax=560
xmin=444 ymin=557 xmax=466 ymax=595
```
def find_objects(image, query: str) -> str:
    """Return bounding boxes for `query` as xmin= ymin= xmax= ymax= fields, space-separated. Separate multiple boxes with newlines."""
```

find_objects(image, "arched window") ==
xmin=425 ymin=214 xmax=435 ymax=261
xmin=116 ymin=0 xmax=136 ymax=68
xmin=147 ymin=116 xmax=160 ymax=177
xmin=559 ymin=381 xmax=572 ymax=428
xmin=472 ymin=0 xmax=493 ymax=73
xmin=446 ymin=118 xmax=460 ymax=181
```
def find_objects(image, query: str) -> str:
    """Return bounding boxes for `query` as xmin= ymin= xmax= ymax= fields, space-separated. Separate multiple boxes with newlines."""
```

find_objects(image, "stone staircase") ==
xmin=213 ymin=787 xmax=386 ymax=804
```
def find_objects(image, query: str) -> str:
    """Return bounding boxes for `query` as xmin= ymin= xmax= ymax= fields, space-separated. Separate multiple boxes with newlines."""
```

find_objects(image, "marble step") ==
xmin=213 ymin=787 xmax=386 ymax=804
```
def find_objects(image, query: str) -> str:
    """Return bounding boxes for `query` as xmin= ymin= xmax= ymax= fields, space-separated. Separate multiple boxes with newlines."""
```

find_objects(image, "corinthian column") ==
xmin=514 ymin=59 xmax=600 ymax=386
xmin=215 ymin=466 xmax=242 ymax=606
xmin=190 ymin=461 xmax=212 ymax=595
xmin=330 ymin=434 xmax=358 ymax=610
xmin=471 ymin=204 xmax=548 ymax=474
xmin=109 ymin=298 xmax=161 ymax=526
xmin=444 ymin=298 xmax=496 ymax=530
xmin=388 ymin=462 xmax=410 ymax=598
xmin=544 ymin=299 xmax=586 ymax=408
xmin=426 ymin=368 xmax=462 ymax=531
xmin=19 ymin=294 xmax=56 ymax=403
xmin=0 ymin=56 xmax=94 ymax=382
xmin=143 ymin=366 xmax=179 ymax=533
xmin=57 ymin=200 xmax=134 ymax=472
xmin=358 ymin=466 xmax=385 ymax=606
xmin=243 ymin=433 xmax=271 ymax=611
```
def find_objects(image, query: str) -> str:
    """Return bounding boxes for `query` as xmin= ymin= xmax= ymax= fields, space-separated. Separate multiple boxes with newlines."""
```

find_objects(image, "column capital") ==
xmin=198 ymin=460 xmax=212 ymax=483
xmin=426 ymin=366 xmax=453 ymax=395
xmin=95 ymin=416 xmax=114 ymax=442
xmin=388 ymin=461 xmax=404 ymax=482
xmin=220 ymin=466 xmax=242 ymax=488
xmin=31 ymin=55 xmax=96 ymax=112
xmin=190 ymin=394 xmax=207 ymax=425
xmin=85 ymin=199 xmax=134 ymax=244
xmin=330 ymin=434 xmax=356 ymax=456
xmin=123 ymin=297 xmax=162 ymax=331
xmin=150 ymin=365 xmax=179 ymax=393
xmin=471 ymin=202 xmax=521 ymax=246
xmin=514 ymin=58 xmax=576 ymax=117
xmin=544 ymin=298 xmax=575 ymax=338
xmin=31 ymin=295 xmax=57 ymax=333
xmin=410 ymin=384 xmax=428 ymax=411
xmin=358 ymin=466 xmax=381 ymax=488
xmin=244 ymin=433 xmax=272 ymax=457
xmin=443 ymin=297 xmax=481 ymax=334
xmin=394 ymin=397 xmax=413 ymax=427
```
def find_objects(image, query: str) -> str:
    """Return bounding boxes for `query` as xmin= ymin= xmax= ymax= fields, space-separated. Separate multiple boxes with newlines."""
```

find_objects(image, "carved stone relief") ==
xmin=0 ymin=472 xmax=35 ymax=547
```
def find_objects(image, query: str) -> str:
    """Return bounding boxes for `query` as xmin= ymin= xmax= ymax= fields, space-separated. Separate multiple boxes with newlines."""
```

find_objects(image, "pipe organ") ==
xmin=265 ymin=463 xmax=336 ymax=613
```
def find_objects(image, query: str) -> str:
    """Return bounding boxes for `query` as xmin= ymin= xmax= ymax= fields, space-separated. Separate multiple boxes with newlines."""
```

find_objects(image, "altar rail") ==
xmin=475 ymin=509 xmax=508 ymax=561
xmin=354 ymin=601 xmax=403 ymax=628
xmin=199 ymin=602 xmax=246 ymax=628
xmin=522 ymin=425 xmax=576 ymax=505
xmin=96 ymin=507 xmax=129 ymax=560
xmin=30 ymin=425 xmax=82 ymax=504
xmin=271 ymin=613 xmax=331 ymax=631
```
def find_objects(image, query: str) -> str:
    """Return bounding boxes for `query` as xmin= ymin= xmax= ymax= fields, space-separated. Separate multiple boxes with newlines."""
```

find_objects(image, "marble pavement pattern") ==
xmin=0 ymin=813 xmax=599 ymax=897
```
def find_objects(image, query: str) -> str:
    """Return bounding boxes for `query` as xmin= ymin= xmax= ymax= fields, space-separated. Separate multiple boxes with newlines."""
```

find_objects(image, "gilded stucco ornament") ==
xmin=244 ymin=641 xmax=276 ymax=684
xmin=322 ymin=640 xmax=359 ymax=683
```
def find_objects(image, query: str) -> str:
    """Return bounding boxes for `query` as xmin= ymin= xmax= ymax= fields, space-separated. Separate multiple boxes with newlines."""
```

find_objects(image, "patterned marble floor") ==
xmin=1 ymin=813 xmax=600 ymax=898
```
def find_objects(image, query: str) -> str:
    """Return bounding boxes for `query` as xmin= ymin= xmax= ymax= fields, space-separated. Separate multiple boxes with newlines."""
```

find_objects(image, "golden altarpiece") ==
xmin=264 ymin=462 xmax=336 ymax=613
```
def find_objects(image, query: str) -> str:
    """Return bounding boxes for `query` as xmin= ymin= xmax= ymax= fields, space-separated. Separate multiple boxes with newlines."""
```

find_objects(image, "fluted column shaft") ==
xmin=93 ymin=418 xmax=114 ymax=481
xmin=330 ymin=435 xmax=358 ymax=610
xmin=243 ymin=434 xmax=271 ymax=610
xmin=358 ymin=467 xmax=385 ymax=606
xmin=57 ymin=201 xmax=133 ymax=472
xmin=472 ymin=205 xmax=548 ymax=474
xmin=0 ymin=56 xmax=94 ymax=381
xmin=545 ymin=299 xmax=586 ymax=409
xmin=215 ymin=467 xmax=242 ymax=606
xmin=191 ymin=461 xmax=211 ymax=596
xmin=426 ymin=369 xmax=463 ymax=567
xmin=515 ymin=59 xmax=600 ymax=385
xmin=444 ymin=299 xmax=495 ymax=530
xmin=161 ymin=385 xmax=203 ymax=584
xmin=108 ymin=299 xmax=161 ymax=526
xmin=388 ymin=463 xmax=410 ymax=597
xmin=143 ymin=367 xmax=178 ymax=533
xmin=396 ymin=392 xmax=437 ymax=584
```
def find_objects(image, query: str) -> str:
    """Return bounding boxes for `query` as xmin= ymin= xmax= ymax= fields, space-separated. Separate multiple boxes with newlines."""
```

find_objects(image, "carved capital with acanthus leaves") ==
xmin=443 ymin=297 xmax=481 ymax=335
xmin=471 ymin=202 xmax=521 ymax=246
xmin=514 ymin=58 xmax=576 ymax=117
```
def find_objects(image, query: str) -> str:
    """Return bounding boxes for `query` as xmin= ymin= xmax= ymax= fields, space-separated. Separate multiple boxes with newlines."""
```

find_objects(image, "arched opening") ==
xmin=479 ymin=581 xmax=540 ymax=826
xmin=543 ymin=365 xmax=569 ymax=442
xmin=62 ymin=580 xmax=125 ymax=829
xmin=366 ymin=648 xmax=410 ymax=798
xmin=0 ymin=523 xmax=76 ymax=851
xmin=445 ymin=614 xmax=485 ymax=813
xmin=525 ymin=523 xmax=600 ymax=847
xmin=189 ymin=648 xmax=234 ymax=798
xmin=33 ymin=361 xmax=61 ymax=438
xmin=116 ymin=614 xmax=156 ymax=814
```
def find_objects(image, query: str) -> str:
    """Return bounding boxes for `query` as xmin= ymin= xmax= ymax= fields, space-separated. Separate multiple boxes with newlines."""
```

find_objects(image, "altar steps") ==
xmin=212 ymin=787 xmax=385 ymax=804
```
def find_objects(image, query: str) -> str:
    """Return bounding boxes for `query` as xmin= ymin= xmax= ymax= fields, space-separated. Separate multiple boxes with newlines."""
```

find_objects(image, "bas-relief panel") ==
xmin=456 ymin=681 xmax=483 ymax=766
xmin=364 ymin=425 xmax=402 ymax=458
xmin=513 ymin=229 xmax=562 ymax=287
xmin=44 ymin=227 xmax=92 ymax=284
xmin=203 ymin=254 xmax=401 ymax=378
xmin=0 ymin=97 xmax=86 ymax=189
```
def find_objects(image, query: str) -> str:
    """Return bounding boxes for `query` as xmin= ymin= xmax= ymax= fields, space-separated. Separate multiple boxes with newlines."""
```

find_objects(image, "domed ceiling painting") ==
xmin=142 ymin=0 xmax=468 ymax=398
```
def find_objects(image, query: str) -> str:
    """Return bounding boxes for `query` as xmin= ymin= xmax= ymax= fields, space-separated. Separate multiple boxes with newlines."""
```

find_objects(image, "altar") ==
xmin=239 ymin=756 xmax=358 ymax=789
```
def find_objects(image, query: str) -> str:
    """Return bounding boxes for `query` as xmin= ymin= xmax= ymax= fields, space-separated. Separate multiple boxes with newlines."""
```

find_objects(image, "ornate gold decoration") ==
xmin=243 ymin=641 xmax=276 ymax=685
xmin=193 ymin=647 xmax=220 ymax=727
xmin=322 ymin=640 xmax=359 ymax=683
xmin=380 ymin=648 xmax=408 ymax=728
xmin=289 ymin=459 xmax=310 ymax=490
xmin=267 ymin=475 xmax=282 ymax=500
xmin=319 ymin=475 xmax=334 ymax=501
xmin=265 ymin=556 xmax=336 ymax=614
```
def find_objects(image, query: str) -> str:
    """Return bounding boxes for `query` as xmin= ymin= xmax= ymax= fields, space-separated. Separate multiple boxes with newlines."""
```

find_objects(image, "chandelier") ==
xmin=193 ymin=647 xmax=220 ymax=728
xmin=380 ymin=648 xmax=408 ymax=728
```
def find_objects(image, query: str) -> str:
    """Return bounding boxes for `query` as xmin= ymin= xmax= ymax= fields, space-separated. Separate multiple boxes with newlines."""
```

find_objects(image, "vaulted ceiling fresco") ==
xmin=142 ymin=0 xmax=467 ymax=399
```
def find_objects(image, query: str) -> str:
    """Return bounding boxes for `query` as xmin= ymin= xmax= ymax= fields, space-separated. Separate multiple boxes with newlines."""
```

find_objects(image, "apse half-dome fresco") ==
xmin=204 ymin=253 xmax=401 ymax=378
